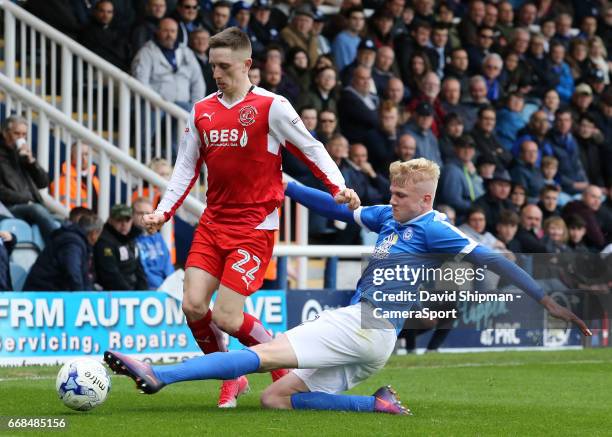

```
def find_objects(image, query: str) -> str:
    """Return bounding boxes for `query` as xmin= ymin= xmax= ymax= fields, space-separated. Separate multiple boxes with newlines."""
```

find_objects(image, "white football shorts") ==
xmin=285 ymin=302 xmax=397 ymax=394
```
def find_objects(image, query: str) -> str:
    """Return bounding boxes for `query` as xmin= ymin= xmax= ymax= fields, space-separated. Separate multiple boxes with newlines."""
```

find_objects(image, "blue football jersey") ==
xmin=351 ymin=206 xmax=478 ymax=332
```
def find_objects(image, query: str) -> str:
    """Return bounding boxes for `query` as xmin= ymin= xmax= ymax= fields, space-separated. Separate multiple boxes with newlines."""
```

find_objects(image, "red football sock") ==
xmin=233 ymin=312 xmax=274 ymax=347
xmin=187 ymin=310 xmax=227 ymax=354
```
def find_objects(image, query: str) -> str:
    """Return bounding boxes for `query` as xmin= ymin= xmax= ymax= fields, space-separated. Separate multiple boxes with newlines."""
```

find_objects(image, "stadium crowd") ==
xmin=1 ymin=0 xmax=612 ymax=292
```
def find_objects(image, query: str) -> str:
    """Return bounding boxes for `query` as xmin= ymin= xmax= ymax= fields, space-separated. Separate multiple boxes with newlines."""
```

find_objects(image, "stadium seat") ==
xmin=0 ymin=218 xmax=33 ymax=244
xmin=31 ymin=224 xmax=45 ymax=250
xmin=10 ymin=248 xmax=39 ymax=273
xmin=9 ymin=262 xmax=27 ymax=291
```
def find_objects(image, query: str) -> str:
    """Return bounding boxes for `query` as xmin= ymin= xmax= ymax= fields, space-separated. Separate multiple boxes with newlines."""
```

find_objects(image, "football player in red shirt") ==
xmin=143 ymin=27 xmax=360 ymax=408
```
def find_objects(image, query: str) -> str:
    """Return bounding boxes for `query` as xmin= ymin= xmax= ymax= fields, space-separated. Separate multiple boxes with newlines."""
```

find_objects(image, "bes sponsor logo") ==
xmin=203 ymin=128 xmax=248 ymax=147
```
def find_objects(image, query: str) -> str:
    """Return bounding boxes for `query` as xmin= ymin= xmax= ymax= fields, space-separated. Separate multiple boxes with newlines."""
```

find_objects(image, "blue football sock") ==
xmin=152 ymin=349 xmax=261 ymax=385
xmin=291 ymin=392 xmax=376 ymax=412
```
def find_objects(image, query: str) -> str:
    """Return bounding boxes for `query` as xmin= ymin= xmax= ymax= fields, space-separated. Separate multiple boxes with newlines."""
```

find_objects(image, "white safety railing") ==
xmin=0 ymin=72 xmax=205 ymax=223
xmin=0 ymin=0 xmax=204 ymax=202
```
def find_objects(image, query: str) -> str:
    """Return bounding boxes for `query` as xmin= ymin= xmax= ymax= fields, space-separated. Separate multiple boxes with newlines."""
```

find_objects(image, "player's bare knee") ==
xmin=181 ymin=300 xmax=207 ymax=321
xmin=260 ymin=389 xmax=292 ymax=410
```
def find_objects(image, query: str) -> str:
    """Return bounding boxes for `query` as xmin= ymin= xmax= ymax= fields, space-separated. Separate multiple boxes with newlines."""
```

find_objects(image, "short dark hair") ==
xmin=213 ymin=0 xmax=232 ymax=10
xmin=467 ymin=206 xmax=487 ymax=219
xmin=498 ymin=209 xmax=520 ymax=226
xmin=209 ymin=26 xmax=252 ymax=55
xmin=565 ymin=214 xmax=586 ymax=229
xmin=69 ymin=206 xmax=93 ymax=224
xmin=539 ymin=184 xmax=560 ymax=196
xmin=78 ymin=213 xmax=104 ymax=235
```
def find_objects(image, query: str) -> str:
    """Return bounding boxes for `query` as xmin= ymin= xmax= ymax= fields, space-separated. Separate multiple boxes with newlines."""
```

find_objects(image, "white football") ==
xmin=56 ymin=358 xmax=111 ymax=411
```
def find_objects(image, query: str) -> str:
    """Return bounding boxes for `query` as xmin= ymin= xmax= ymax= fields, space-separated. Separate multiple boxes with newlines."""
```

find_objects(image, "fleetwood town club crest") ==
xmin=239 ymin=105 xmax=258 ymax=126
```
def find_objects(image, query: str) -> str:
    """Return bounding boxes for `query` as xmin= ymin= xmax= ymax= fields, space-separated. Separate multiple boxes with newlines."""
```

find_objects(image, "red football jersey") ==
xmin=156 ymin=86 xmax=346 ymax=229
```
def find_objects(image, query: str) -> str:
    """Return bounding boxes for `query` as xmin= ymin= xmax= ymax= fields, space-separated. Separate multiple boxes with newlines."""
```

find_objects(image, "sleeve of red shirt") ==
xmin=269 ymin=96 xmax=345 ymax=197
xmin=155 ymin=108 xmax=204 ymax=221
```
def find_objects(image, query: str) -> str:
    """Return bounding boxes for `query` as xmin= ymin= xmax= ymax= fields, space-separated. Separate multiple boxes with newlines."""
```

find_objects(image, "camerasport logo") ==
xmin=238 ymin=105 xmax=257 ymax=126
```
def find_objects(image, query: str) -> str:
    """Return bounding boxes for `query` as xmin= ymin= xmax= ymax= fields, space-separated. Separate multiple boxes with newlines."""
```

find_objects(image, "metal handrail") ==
xmin=0 ymin=72 xmax=205 ymax=220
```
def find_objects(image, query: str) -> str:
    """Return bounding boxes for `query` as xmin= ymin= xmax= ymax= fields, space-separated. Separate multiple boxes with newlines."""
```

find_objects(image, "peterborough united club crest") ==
xmin=238 ymin=105 xmax=257 ymax=126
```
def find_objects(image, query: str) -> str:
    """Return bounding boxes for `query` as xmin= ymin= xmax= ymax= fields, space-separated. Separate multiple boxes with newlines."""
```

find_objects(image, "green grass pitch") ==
xmin=1 ymin=349 xmax=611 ymax=436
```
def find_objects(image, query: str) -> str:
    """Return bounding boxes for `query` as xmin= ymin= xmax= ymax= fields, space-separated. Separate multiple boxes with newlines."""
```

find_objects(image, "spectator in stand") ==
xmin=49 ymin=142 xmax=100 ymax=210
xmin=132 ymin=18 xmax=205 ymax=111
xmin=364 ymin=101 xmax=399 ymax=175
xmin=552 ymin=12 xmax=574 ymax=49
xmin=547 ymin=41 xmax=575 ymax=102
xmin=232 ymin=2 xmax=265 ymax=58
xmin=0 ymin=231 xmax=16 ymax=291
xmin=510 ymin=140 xmax=545 ymax=201
xmin=94 ymin=204 xmax=148 ymax=291
xmin=476 ymin=154 xmax=496 ymax=182
xmin=403 ymin=51 xmax=433 ymax=98
xmin=203 ymin=0 xmax=232 ymax=36
xmin=483 ymin=3 xmax=498 ymax=31
xmin=495 ymin=209 xmax=522 ymax=253
xmin=475 ymin=168 xmax=513 ymax=232
xmin=566 ymin=214 xmax=590 ymax=253
xmin=538 ymin=185 xmax=562 ymax=221
xmin=372 ymin=46 xmax=396 ymax=98
xmin=526 ymin=33 xmax=557 ymax=98
xmin=395 ymin=21 xmax=436 ymax=86
xmin=132 ymin=0 xmax=168 ymax=56
xmin=438 ymin=112 xmax=465 ymax=163
xmin=0 ymin=115 xmax=58 ymax=242
xmin=261 ymin=60 xmax=299 ymax=104
xmin=467 ymin=26 xmax=496 ymax=76
xmin=516 ymin=203 xmax=547 ymax=253
xmin=248 ymin=64 xmax=261 ymax=86
xmin=332 ymin=7 xmax=366 ymax=72
xmin=593 ymin=92 xmax=611 ymax=158
xmin=465 ymin=75 xmax=491 ymax=113
xmin=402 ymin=101 xmax=443 ymax=168
xmin=587 ymin=36 xmax=610 ymax=85
xmin=566 ymin=39 xmax=590 ymax=84
xmin=367 ymin=9 xmax=395 ymax=49
xmin=496 ymin=1 xmax=514 ymax=42
xmin=172 ymin=0 xmax=204 ymax=46
xmin=440 ymin=77 xmax=476 ymax=131
xmin=444 ymin=48 xmax=471 ymax=97
xmin=249 ymin=0 xmax=281 ymax=55
xmin=312 ymin=11 xmax=331 ymax=56
xmin=510 ymin=183 xmax=528 ymax=212
xmin=300 ymin=107 xmax=318 ymax=138
xmin=458 ymin=0 xmax=485 ymax=47
xmin=496 ymin=91 xmax=529 ymax=151
xmin=394 ymin=133 xmax=417 ymax=164
xmin=189 ymin=28 xmax=217 ymax=95
xmin=516 ymin=2 xmax=538 ymax=30
xmin=340 ymin=38 xmax=378 ymax=87
xmin=280 ymin=4 xmax=319 ymax=68
xmin=563 ymin=186 xmax=607 ymax=250
xmin=133 ymin=197 xmax=174 ymax=289
xmin=513 ymin=110 xmax=554 ymax=166
xmin=570 ymin=84 xmax=598 ymax=123
xmin=470 ymin=105 xmax=511 ymax=170
xmin=438 ymin=135 xmax=483 ymax=221
xmin=285 ymin=47 xmax=312 ymax=94
xmin=406 ymin=72 xmax=445 ymax=137
xmin=79 ymin=0 xmax=130 ymax=70
xmin=384 ymin=77 xmax=410 ymax=123
xmin=298 ymin=66 xmax=339 ymax=114
xmin=23 ymin=212 xmax=104 ymax=291
xmin=316 ymin=110 xmax=338 ymax=146
xmin=575 ymin=114 xmax=606 ymax=188
xmin=548 ymin=108 xmax=589 ymax=195
xmin=430 ymin=23 xmax=450 ymax=78
xmin=347 ymin=143 xmax=390 ymax=205
xmin=541 ymin=216 xmax=571 ymax=254
xmin=540 ymin=88 xmax=561 ymax=124
xmin=338 ymin=65 xmax=379 ymax=143
xmin=459 ymin=206 xmax=509 ymax=253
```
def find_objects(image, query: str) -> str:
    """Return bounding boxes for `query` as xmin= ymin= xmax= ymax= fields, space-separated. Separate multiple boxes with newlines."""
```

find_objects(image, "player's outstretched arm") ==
xmin=464 ymin=245 xmax=592 ymax=336
xmin=285 ymin=181 xmax=356 ymax=223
